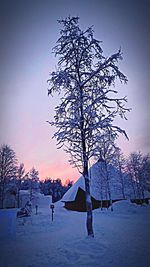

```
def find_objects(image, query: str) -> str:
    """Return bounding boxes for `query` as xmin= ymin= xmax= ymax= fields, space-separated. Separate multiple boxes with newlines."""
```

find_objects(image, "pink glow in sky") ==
xmin=0 ymin=0 xmax=150 ymax=183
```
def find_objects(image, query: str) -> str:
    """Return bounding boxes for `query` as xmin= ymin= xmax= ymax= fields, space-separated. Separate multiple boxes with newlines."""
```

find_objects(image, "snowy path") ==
xmin=0 ymin=202 xmax=150 ymax=267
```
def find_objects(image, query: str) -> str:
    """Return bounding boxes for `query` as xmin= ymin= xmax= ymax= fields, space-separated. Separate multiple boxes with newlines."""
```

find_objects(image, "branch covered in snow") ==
xmin=48 ymin=16 xmax=130 ymax=172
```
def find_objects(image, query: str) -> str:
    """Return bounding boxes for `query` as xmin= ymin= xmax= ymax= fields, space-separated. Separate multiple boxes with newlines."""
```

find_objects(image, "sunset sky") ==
xmin=0 ymin=0 xmax=150 ymax=183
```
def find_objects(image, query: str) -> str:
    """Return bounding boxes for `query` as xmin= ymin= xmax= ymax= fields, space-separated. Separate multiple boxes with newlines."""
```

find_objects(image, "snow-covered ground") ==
xmin=0 ymin=201 xmax=150 ymax=267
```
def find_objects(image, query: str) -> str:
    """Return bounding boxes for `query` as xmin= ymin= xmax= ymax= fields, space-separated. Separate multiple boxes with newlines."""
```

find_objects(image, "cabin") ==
xmin=62 ymin=161 xmax=150 ymax=212
xmin=63 ymin=187 xmax=122 ymax=211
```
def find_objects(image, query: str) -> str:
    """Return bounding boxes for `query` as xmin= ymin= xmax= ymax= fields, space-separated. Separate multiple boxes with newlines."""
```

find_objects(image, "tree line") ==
xmin=94 ymin=146 xmax=150 ymax=210
xmin=0 ymin=143 xmax=149 ymax=210
xmin=0 ymin=144 xmax=73 ymax=209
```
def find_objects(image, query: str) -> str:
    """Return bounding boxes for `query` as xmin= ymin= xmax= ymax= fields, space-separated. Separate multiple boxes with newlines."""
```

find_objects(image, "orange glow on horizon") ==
xmin=23 ymin=160 xmax=79 ymax=184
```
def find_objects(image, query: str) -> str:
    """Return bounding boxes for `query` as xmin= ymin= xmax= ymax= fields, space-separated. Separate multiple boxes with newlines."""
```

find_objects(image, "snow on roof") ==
xmin=62 ymin=176 xmax=85 ymax=202
xmin=62 ymin=161 xmax=123 ymax=201
xmin=62 ymin=161 xmax=150 ymax=202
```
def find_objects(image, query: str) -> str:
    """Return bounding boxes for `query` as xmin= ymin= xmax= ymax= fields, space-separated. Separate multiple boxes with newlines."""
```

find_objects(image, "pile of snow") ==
xmin=0 ymin=209 xmax=17 ymax=239
xmin=19 ymin=190 xmax=30 ymax=207
xmin=20 ymin=190 xmax=52 ymax=209
xmin=112 ymin=200 xmax=138 ymax=214
xmin=31 ymin=192 xmax=52 ymax=208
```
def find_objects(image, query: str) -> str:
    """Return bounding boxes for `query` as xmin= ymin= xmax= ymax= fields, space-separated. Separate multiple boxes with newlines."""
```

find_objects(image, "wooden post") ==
xmin=35 ymin=205 xmax=38 ymax=215
xmin=50 ymin=204 xmax=55 ymax=221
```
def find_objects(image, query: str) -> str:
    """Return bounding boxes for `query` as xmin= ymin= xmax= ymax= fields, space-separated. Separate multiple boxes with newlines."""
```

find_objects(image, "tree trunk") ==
xmin=104 ymin=161 xmax=113 ymax=211
xmin=130 ymin=174 xmax=136 ymax=199
xmin=79 ymin=82 xmax=94 ymax=237
xmin=83 ymin=158 xmax=94 ymax=237
xmin=0 ymin=182 xmax=5 ymax=209
xmin=30 ymin=180 xmax=32 ymax=201
xmin=135 ymin=175 xmax=141 ymax=200
xmin=17 ymin=189 xmax=20 ymax=208
xmin=119 ymin=164 xmax=125 ymax=199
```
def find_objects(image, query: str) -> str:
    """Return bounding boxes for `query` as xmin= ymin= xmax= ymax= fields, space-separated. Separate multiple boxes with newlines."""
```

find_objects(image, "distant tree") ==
xmin=20 ymin=173 xmax=30 ymax=190
xmin=141 ymin=154 xmax=150 ymax=191
xmin=40 ymin=178 xmax=72 ymax=201
xmin=40 ymin=178 xmax=52 ymax=195
xmin=29 ymin=167 xmax=39 ymax=200
xmin=126 ymin=160 xmax=137 ymax=199
xmin=64 ymin=179 xmax=73 ymax=189
xmin=48 ymin=17 xmax=129 ymax=236
xmin=94 ymin=132 xmax=117 ymax=210
xmin=0 ymin=144 xmax=17 ymax=208
xmin=113 ymin=148 xmax=126 ymax=199
xmin=127 ymin=152 xmax=145 ymax=200
xmin=16 ymin=163 xmax=27 ymax=208
xmin=50 ymin=179 xmax=62 ymax=202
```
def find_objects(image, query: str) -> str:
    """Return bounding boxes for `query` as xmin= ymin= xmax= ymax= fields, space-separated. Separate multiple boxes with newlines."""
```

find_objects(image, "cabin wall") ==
xmin=63 ymin=187 xmax=150 ymax=212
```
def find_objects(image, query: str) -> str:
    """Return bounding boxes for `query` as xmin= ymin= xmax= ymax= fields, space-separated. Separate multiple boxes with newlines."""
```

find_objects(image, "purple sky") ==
xmin=0 ymin=0 xmax=150 ymax=182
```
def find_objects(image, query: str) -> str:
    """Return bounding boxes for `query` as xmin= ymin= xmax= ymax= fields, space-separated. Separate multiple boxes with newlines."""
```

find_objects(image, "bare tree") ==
xmin=127 ymin=152 xmax=150 ymax=202
xmin=0 ymin=144 xmax=17 ymax=208
xmin=95 ymin=133 xmax=117 ymax=210
xmin=141 ymin=154 xmax=150 ymax=191
xmin=113 ymin=148 xmax=126 ymax=199
xmin=48 ymin=17 xmax=129 ymax=236
xmin=127 ymin=152 xmax=143 ymax=201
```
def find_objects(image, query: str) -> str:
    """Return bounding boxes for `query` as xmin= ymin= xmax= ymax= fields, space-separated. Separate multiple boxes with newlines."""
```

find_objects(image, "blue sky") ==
xmin=0 ymin=0 xmax=150 ymax=182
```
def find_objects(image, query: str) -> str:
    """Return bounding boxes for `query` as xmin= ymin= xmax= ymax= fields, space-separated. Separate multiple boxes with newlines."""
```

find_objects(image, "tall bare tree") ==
xmin=48 ymin=17 xmax=129 ymax=236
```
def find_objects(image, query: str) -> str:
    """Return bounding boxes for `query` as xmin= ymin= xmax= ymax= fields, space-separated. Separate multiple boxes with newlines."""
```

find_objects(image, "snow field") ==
xmin=0 ymin=201 xmax=150 ymax=267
